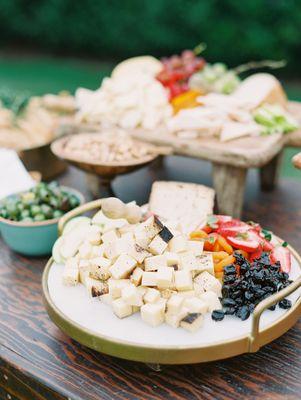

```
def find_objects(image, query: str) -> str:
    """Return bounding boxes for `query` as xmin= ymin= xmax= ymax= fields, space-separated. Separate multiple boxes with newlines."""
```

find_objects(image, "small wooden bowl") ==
xmin=51 ymin=133 xmax=164 ymax=197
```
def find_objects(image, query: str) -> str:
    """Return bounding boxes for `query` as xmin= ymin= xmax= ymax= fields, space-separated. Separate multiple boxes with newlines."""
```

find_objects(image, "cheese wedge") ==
xmin=149 ymin=181 xmax=215 ymax=234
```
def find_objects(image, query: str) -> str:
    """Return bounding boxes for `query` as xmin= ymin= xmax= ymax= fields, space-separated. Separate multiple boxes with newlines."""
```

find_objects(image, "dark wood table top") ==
xmin=1 ymin=156 xmax=300 ymax=400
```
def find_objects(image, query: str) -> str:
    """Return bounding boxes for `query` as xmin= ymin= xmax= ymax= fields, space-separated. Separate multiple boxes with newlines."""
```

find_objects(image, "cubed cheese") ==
xmin=180 ymin=313 xmax=203 ymax=332
xmin=177 ymin=290 xmax=196 ymax=298
xmin=186 ymin=240 xmax=204 ymax=255
xmin=86 ymin=278 xmax=109 ymax=297
xmin=108 ymin=279 xmax=131 ymax=299
xmin=160 ymin=288 xmax=177 ymax=299
xmin=128 ymin=243 xmax=151 ymax=264
xmin=78 ymin=241 xmax=93 ymax=259
xmin=104 ymin=236 xmax=133 ymax=260
xmin=110 ymin=254 xmax=137 ymax=279
xmin=167 ymin=294 xmax=184 ymax=314
xmin=89 ymin=258 xmax=111 ymax=280
xmin=140 ymin=216 xmax=164 ymax=240
xmin=100 ymin=293 xmax=112 ymax=306
xmin=121 ymin=284 xmax=143 ymax=306
xmin=157 ymin=267 xmax=174 ymax=289
xmin=101 ymin=229 xmax=119 ymax=244
xmin=194 ymin=271 xmax=222 ymax=296
xmin=183 ymin=297 xmax=208 ymax=314
xmin=179 ymin=251 xmax=198 ymax=271
xmin=87 ymin=230 xmax=101 ymax=245
xmin=148 ymin=235 xmax=168 ymax=255
xmin=141 ymin=302 xmax=165 ymax=327
xmin=164 ymin=252 xmax=180 ymax=268
xmin=143 ymin=288 xmax=161 ymax=303
xmin=200 ymin=291 xmax=222 ymax=312
xmin=79 ymin=268 xmax=90 ymax=286
xmin=90 ymin=244 xmax=106 ymax=258
xmin=62 ymin=267 xmax=79 ymax=286
xmin=168 ymin=235 xmax=187 ymax=253
xmin=165 ymin=308 xmax=189 ymax=328
xmin=130 ymin=267 xmax=144 ymax=286
xmin=112 ymin=298 xmax=133 ymax=318
xmin=141 ymin=271 xmax=158 ymax=287
xmin=174 ymin=270 xmax=193 ymax=291
xmin=158 ymin=226 xmax=174 ymax=243
xmin=144 ymin=255 xmax=167 ymax=271
xmin=195 ymin=253 xmax=214 ymax=275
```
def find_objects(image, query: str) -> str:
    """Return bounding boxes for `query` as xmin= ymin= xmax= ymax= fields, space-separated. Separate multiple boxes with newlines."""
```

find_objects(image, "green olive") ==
xmin=53 ymin=210 xmax=63 ymax=219
xmin=34 ymin=213 xmax=46 ymax=222
xmin=30 ymin=204 xmax=41 ymax=217
xmin=20 ymin=209 xmax=30 ymax=219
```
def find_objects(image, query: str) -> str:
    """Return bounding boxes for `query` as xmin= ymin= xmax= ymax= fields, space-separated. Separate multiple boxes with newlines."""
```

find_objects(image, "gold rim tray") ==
xmin=42 ymin=200 xmax=301 ymax=364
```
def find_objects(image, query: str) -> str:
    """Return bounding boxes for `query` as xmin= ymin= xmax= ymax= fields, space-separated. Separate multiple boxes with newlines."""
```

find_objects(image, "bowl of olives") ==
xmin=0 ymin=182 xmax=84 ymax=256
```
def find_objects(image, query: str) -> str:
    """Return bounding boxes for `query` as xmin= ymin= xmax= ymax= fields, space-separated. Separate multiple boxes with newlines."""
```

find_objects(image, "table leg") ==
xmin=212 ymin=163 xmax=247 ymax=218
xmin=260 ymin=151 xmax=283 ymax=191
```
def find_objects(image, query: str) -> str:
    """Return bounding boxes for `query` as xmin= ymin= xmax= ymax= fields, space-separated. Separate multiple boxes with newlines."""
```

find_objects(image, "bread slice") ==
xmin=149 ymin=181 xmax=215 ymax=235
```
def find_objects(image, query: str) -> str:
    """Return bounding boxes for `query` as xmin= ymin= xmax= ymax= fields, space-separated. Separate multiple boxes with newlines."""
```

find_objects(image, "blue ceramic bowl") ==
xmin=0 ymin=187 xmax=84 ymax=256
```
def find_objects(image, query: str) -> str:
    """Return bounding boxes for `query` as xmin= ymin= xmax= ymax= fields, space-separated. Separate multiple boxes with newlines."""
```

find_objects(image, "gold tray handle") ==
xmin=58 ymin=199 xmax=103 ymax=235
xmin=249 ymin=274 xmax=301 ymax=352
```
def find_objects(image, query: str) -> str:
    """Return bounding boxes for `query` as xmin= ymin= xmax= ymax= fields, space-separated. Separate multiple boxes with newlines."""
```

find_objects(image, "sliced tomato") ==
xmin=217 ymin=219 xmax=250 ymax=237
xmin=226 ymin=234 xmax=260 ymax=252
xmin=270 ymin=246 xmax=291 ymax=273
xmin=261 ymin=238 xmax=274 ymax=252
xmin=202 ymin=225 xmax=213 ymax=234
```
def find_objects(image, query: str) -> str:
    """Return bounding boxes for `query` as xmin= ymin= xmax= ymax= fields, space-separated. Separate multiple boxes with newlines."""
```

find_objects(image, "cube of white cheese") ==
xmin=186 ymin=240 xmax=204 ymax=255
xmin=101 ymin=229 xmax=119 ymax=244
xmin=180 ymin=313 xmax=203 ymax=333
xmin=110 ymin=254 xmax=137 ymax=279
xmin=141 ymin=302 xmax=165 ymax=327
xmin=62 ymin=267 xmax=79 ymax=286
xmin=85 ymin=277 xmax=109 ymax=297
xmin=183 ymin=297 xmax=208 ymax=314
xmin=130 ymin=267 xmax=144 ymax=286
xmin=160 ymin=288 xmax=177 ymax=299
xmin=141 ymin=271 xmax=158 ymax=287
xmin=194 ymin=271 xmax=222 ymax=296
xmin=165 ymin=308 xmax=189 ymax=328
xmin=200 ymin=291 xmax=222 ymax=312
xmin=121 ymin=284 xmax=143 ymax=306
xmin=144 ymin=255 xmax=167 ymax=271
xmin=179 ymin=251 xmax=198 ymax=271
xmin=164 ymin=252 xmax=180 ymax=269
xmin=168 ymin=235 xmax=187 ymax=253
xmin=167 ymin=294 xmax=184 ymax=314
xmin=87 ymin=230 xmax=101 ymax=245
xmin=89 ymin=258 xmax=111 ymax=280
xmin=79 ymin=268 xmax=90 ymax=286
xmin=148 ymin=235 xmax=168 ymax=255
xmin=177 ymin=290 xmax=196 ymax=298
xmin=128 ymin=243 xmax=151 ymax=264
xmin=195 ymin=253 xmax=214 ymax=275
xmin=90 ymin=244 xmax=106 ymax=258
xmin=104 ymin=236 xmax=133 ymax=260
xmin=78 ymin=241 xmax=93 ymax=259
xmin=143 ymin=288 xmax=161 ymax=303
xmin=157 ymin=267 xmax=174 ymax=289
xmin=139 ymin=215 xmax=164 ymax=240
xmin=112 ymin=298 xmax=133 ymax=318
xmin=108 ymin=279 xmax=131 ymax=299
xmin=174 ymin=270 xmax=193 ymax=291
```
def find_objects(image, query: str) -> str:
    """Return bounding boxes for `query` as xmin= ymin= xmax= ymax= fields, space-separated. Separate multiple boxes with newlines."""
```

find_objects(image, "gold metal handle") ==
xmin=58 ymin=199 xmax=103 ymax=235
xmin=249 ymin=274 xmax=301 ymax=352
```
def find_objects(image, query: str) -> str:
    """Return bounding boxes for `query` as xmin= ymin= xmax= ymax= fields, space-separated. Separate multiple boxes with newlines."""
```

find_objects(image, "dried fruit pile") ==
xmin=212 ymin=252 xmax=292 ymax=321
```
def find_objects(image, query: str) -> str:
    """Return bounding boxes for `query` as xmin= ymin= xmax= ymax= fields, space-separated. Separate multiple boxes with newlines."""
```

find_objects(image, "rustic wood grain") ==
xmin=0 ymin=160 xmax=300 ymax=400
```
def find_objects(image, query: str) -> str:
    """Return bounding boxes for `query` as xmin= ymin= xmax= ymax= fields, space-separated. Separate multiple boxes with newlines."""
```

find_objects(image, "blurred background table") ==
xmin=1 ymin=157 xmax=300 ymax=400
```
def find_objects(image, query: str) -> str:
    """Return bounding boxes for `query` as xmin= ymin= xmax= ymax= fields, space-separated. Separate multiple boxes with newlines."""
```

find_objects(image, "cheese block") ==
xmin=233 ymin=73 xmax=287 ymax=109
xmin=111 ymin=56 xmax=163 ymax=79
xmin=149 ymin=181 xmax=215 ymax=235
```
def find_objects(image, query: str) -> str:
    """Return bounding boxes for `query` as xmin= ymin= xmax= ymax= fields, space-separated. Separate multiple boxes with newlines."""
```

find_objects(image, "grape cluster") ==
xmin=156 ymin=50 xmax=205 ymax=99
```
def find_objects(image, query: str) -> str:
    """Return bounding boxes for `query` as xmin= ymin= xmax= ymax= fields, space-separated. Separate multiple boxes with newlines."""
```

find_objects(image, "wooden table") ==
xmin=1 ymin=161 xmax=300 ymax=400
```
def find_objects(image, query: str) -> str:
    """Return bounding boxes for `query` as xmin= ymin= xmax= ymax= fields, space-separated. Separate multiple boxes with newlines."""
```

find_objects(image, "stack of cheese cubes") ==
xmin=59 ymin=210 xmax=222 ymax=333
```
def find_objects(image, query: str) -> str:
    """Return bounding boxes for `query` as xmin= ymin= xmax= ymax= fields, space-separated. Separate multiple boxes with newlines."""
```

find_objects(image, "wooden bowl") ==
xmin=51 ymin=134 xmax=160 ymax=178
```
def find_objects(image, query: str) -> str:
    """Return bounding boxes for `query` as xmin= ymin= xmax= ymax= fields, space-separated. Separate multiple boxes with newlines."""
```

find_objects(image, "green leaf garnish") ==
xmin=262 ymin=229 xmax=272 ymax=241
xmin=193 ymin=42 xmax=207 ymax=56
xmin=207 ymin=235 xmax=216 ymax=244
xmin=282 ymin=241 xmax=288 ymax=247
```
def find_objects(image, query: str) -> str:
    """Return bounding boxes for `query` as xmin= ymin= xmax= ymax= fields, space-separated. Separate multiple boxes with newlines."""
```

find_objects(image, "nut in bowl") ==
xmin=0 ymin=182 xmax=84 ymax=256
